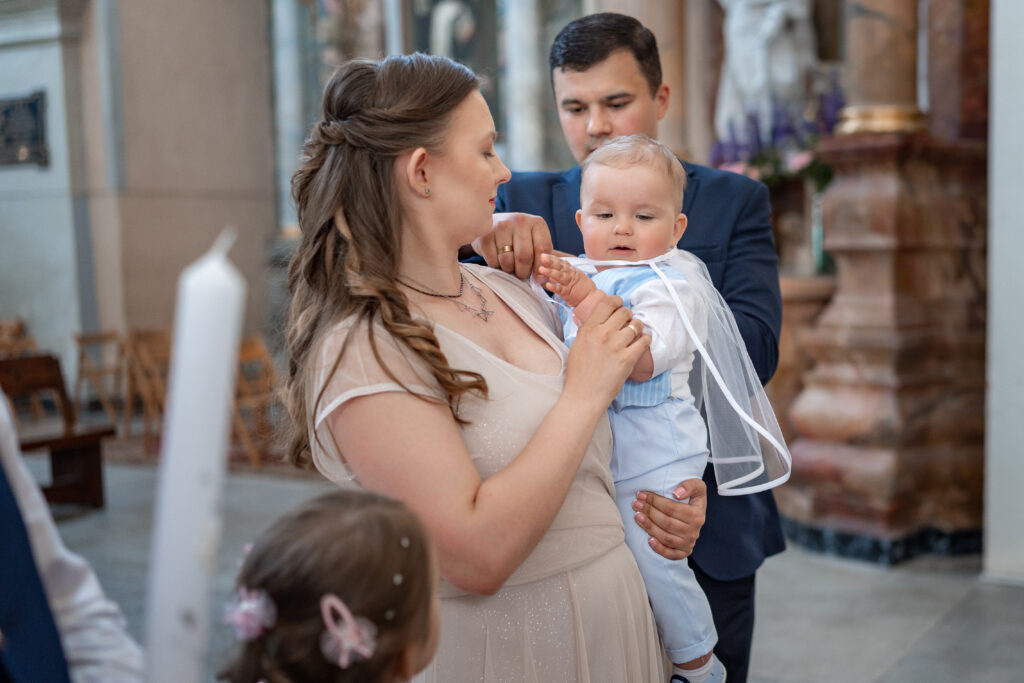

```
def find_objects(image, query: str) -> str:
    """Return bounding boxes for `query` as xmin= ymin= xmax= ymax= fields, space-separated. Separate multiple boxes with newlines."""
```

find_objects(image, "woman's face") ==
xmin=426 ymin=91 xmax=510 ymax=244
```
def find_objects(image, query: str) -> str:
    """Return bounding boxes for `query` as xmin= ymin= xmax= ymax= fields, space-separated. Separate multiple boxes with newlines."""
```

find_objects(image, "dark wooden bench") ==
xmin=0 ymin=354 xmax=115 ymax=508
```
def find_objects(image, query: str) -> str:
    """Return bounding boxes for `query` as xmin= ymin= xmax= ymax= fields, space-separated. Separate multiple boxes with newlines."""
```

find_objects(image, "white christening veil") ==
xmin=559 ymin=249 xmax=792 ymax=496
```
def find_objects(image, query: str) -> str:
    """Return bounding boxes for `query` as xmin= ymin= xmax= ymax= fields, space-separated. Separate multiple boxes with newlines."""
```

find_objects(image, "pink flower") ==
xmin=224 ymin=588 xmax=276 ymax=641
xmin=785 ymin=150 xmax=813 ymax=173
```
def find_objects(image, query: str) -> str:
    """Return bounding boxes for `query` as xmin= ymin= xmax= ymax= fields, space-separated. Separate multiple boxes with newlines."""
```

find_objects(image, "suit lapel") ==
xmin=552 ymin=166 xmax=584 ymax=256
xmin=681 ymin=161 xmax=700 ymax=215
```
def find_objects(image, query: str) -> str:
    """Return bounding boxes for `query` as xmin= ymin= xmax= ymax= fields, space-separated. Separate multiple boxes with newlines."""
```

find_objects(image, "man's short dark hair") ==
xmin=548 ymin=13 xmax=662 ymax=96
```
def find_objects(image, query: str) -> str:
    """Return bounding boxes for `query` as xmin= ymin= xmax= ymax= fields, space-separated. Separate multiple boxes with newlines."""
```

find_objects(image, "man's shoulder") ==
xmin=498 ymin=167 xmax=581 ymax=219
xmin=506 ymin=167 xmax=578 ymax=189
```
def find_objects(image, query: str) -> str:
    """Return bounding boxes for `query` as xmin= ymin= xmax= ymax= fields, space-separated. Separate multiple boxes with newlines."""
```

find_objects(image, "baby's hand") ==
xmin=538 ymin=254 xmax=596 ymax=308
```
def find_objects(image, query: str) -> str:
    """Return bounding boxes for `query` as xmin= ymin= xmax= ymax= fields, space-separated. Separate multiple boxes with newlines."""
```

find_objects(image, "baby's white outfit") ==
xmin=559 ymin=263 xmax=716 ymax=663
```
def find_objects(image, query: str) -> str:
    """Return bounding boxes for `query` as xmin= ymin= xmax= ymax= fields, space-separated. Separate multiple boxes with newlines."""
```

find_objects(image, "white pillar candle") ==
xmin=144 ymin=230 xmax=246 ymax=683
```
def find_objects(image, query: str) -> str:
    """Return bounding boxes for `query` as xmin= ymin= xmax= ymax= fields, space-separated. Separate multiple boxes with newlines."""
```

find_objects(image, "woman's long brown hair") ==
xmin=284 ymin=54 xmax=487 ymax=469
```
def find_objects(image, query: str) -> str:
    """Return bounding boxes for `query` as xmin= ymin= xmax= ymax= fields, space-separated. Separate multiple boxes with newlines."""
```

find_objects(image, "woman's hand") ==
xmin=562 ymin=294 xmax=650 ymax=412
xmin=631 ymin=478 xmax=707 ymax=560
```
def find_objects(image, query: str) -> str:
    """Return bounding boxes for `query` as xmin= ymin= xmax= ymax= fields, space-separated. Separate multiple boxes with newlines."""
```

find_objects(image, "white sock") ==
xmin=673 ymin=654 xmax=723 ymax=683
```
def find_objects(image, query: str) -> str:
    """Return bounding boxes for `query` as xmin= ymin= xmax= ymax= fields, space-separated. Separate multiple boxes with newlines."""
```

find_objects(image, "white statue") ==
xmin=715 ymin=0 xmax=818 ymax=149
xmin=424 ymin=0 xmax=477 ymax=59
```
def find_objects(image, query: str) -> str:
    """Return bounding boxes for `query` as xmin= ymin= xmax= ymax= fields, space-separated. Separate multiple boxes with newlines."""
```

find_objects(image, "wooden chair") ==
xmin=123 ymin=329 xmax=172 ymax=452
xmin=231 ymin=335 xmax=281 ymax=467
xmin=73 ymin=331 xmax=124 ymax=426
xmin=0 ymin=355 xmax=114 ymax=507
xmin=0 ymin=319 xmax=39 ymax=357
xmin=0 ymin=320 xmax=45 ymax=421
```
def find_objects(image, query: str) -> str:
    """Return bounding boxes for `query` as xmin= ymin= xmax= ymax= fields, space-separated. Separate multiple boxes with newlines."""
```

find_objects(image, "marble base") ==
xmin=766 ymin=275 xmax=835 ymax=443
xmin=780 ymin=516 xmax=982 ymax=565
xmin=781 ymin=133 xmax=987 ymax=553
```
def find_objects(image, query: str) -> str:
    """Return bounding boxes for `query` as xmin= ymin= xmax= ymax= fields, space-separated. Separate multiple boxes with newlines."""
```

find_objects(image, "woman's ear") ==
xmin=402 ymin=147 xmax=431 ymax=197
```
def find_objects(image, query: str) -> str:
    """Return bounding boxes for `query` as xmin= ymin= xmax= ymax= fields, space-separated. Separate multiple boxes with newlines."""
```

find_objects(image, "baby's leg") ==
xmin=614 ymin=465 xmax=717 ymax=667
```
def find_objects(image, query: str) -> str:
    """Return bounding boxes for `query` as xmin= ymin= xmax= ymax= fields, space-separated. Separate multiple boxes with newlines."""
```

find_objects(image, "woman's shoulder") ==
xmin=466 ymin=263 xmax=562 ymax=334
xmin=313 ymin=313 xmax=439 ymax=396
xmin=465 ymin=263 xmax=545 ymax=305
xmin=463 ymin=262 xmax=524 ymax=288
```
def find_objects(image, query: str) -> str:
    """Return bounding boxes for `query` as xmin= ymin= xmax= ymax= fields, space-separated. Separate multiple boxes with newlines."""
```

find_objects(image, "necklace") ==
xmin=398 ymin=267 xmax=494 ymax=322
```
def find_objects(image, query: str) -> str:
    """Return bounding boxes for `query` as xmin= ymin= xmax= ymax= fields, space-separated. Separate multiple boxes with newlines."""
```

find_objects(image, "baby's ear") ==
xmin=575 ymin=209 xmax=583 ymax=229
xmin=673 ymin=213 xmax=688 ymax=243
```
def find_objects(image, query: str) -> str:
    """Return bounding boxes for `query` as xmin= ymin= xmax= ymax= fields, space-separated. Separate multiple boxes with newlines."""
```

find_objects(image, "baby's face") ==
xmin=576 ymin=163 xmax=686 ymax=261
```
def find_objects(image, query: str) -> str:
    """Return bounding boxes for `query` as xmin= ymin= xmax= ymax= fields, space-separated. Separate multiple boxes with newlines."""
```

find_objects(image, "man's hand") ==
xmin=631 ymin=478 xmax=707 ymax=560
xmin=473 ymin=213 xmax=554 ymax=280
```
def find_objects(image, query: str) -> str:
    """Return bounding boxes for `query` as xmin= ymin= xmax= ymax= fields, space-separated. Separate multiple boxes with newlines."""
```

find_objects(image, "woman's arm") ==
xmin=330 ymin=296 xmax=650 ymax=595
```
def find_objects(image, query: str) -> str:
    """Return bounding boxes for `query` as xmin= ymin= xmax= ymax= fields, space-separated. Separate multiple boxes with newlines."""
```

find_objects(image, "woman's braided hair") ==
xmin=283 ymin=54 xmax=487 ymax=469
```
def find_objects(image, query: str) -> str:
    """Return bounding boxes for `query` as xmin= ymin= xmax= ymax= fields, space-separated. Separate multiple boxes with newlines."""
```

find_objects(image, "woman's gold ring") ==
xmin=498 ymin=244 xmax=514 ymax=255
xmin=627 ymin=321 xmax=643 ymax=340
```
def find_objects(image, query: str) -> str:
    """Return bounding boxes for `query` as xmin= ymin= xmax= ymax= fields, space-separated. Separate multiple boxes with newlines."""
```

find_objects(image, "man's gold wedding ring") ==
xmin=627 ymin=321 xmax=643 ymax=340
xmin=499 ymin=244 xmax=514 ymax=254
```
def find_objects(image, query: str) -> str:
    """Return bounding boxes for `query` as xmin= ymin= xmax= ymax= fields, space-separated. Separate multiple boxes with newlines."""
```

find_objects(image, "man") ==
xmin=474 ymin=13 xmax=784 ymax=683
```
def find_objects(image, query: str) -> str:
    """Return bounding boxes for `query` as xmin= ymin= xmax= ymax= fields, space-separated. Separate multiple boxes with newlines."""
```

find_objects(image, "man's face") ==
xmin=552 ymin=49 xmax=670 ymax=164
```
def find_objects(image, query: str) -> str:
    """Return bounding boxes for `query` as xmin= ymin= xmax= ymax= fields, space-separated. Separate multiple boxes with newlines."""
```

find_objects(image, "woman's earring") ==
xmin=424 ymin=187 xmax=431 ymax=196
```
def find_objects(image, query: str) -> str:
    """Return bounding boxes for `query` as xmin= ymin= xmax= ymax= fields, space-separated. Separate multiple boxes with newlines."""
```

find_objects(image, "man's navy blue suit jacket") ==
xmin=495 ymin=161 xmax=785 ymax=580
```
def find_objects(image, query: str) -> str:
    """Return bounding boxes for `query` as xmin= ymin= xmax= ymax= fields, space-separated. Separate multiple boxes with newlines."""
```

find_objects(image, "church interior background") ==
xmin=1 ymin=1 xmax=1022 ymax=680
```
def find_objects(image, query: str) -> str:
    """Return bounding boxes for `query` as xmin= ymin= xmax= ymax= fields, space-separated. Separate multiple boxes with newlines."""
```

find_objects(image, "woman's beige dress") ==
xmin=310 ymin=264 xmax=664 ymax=682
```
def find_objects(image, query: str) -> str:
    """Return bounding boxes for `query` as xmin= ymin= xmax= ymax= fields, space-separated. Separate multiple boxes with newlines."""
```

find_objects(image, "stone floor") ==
xmin=29 ymin=456 xmax=1024 ymax=683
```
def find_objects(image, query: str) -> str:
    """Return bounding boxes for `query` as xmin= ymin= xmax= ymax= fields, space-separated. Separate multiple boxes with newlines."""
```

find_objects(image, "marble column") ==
xmin=503 ymin=0 xmax=545 ymax=170
xmin=271 ymin=0 xmax=310 ymax=237
xmin=778 ymin=0 xmax=988 ymax=563
xmin=684 ymin=0 xmax=717 ymax=164
xmin=927 ymin=0 xmax=989 ymax=141
xmin=766 ymin=275 xmax=836 ymax=443
xmin=838 ymin=0 xmax=925 ymax=134
xmin=583 ymin=0 xmax=688 ymax=157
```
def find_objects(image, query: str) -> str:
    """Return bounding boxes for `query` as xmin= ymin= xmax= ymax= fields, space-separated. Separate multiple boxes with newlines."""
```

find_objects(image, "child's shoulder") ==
xmin=593 ymin=264 xmax=679 ymax=294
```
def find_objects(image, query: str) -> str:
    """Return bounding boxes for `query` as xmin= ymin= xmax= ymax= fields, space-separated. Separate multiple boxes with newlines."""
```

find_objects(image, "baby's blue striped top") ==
xmin=560 ymin=265 xmax=686 ymax=411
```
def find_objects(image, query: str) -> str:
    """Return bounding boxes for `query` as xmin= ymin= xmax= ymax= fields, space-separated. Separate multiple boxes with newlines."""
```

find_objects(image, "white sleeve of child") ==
xmin=629 ymin=277 xmax=701 ymax=378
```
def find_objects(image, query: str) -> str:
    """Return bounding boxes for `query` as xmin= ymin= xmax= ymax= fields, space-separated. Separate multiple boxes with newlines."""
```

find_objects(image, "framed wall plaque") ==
xmin=0 ymin=90 xmax=48 ymax=167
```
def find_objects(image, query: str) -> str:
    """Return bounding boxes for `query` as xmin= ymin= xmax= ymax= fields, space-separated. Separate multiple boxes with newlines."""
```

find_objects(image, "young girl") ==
xmin=219 ymin=489 xmax=440 ymax=683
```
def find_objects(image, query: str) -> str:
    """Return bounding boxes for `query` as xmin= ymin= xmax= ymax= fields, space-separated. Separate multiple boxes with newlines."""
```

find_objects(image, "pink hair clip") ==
xmin=320 ymin=594 xmax=377 ymax=669
xmin=224 ymin=588 xmax=277 ymax=641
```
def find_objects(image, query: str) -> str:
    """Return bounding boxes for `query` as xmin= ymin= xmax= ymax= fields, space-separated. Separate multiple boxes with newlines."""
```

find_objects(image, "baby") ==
xmin=538 ymin=134 xmax=723 ymax=683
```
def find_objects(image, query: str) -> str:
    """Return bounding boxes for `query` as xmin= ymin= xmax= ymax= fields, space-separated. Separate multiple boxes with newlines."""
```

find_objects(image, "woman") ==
xmin=284 ymin=53 xmax=699 ymax=681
